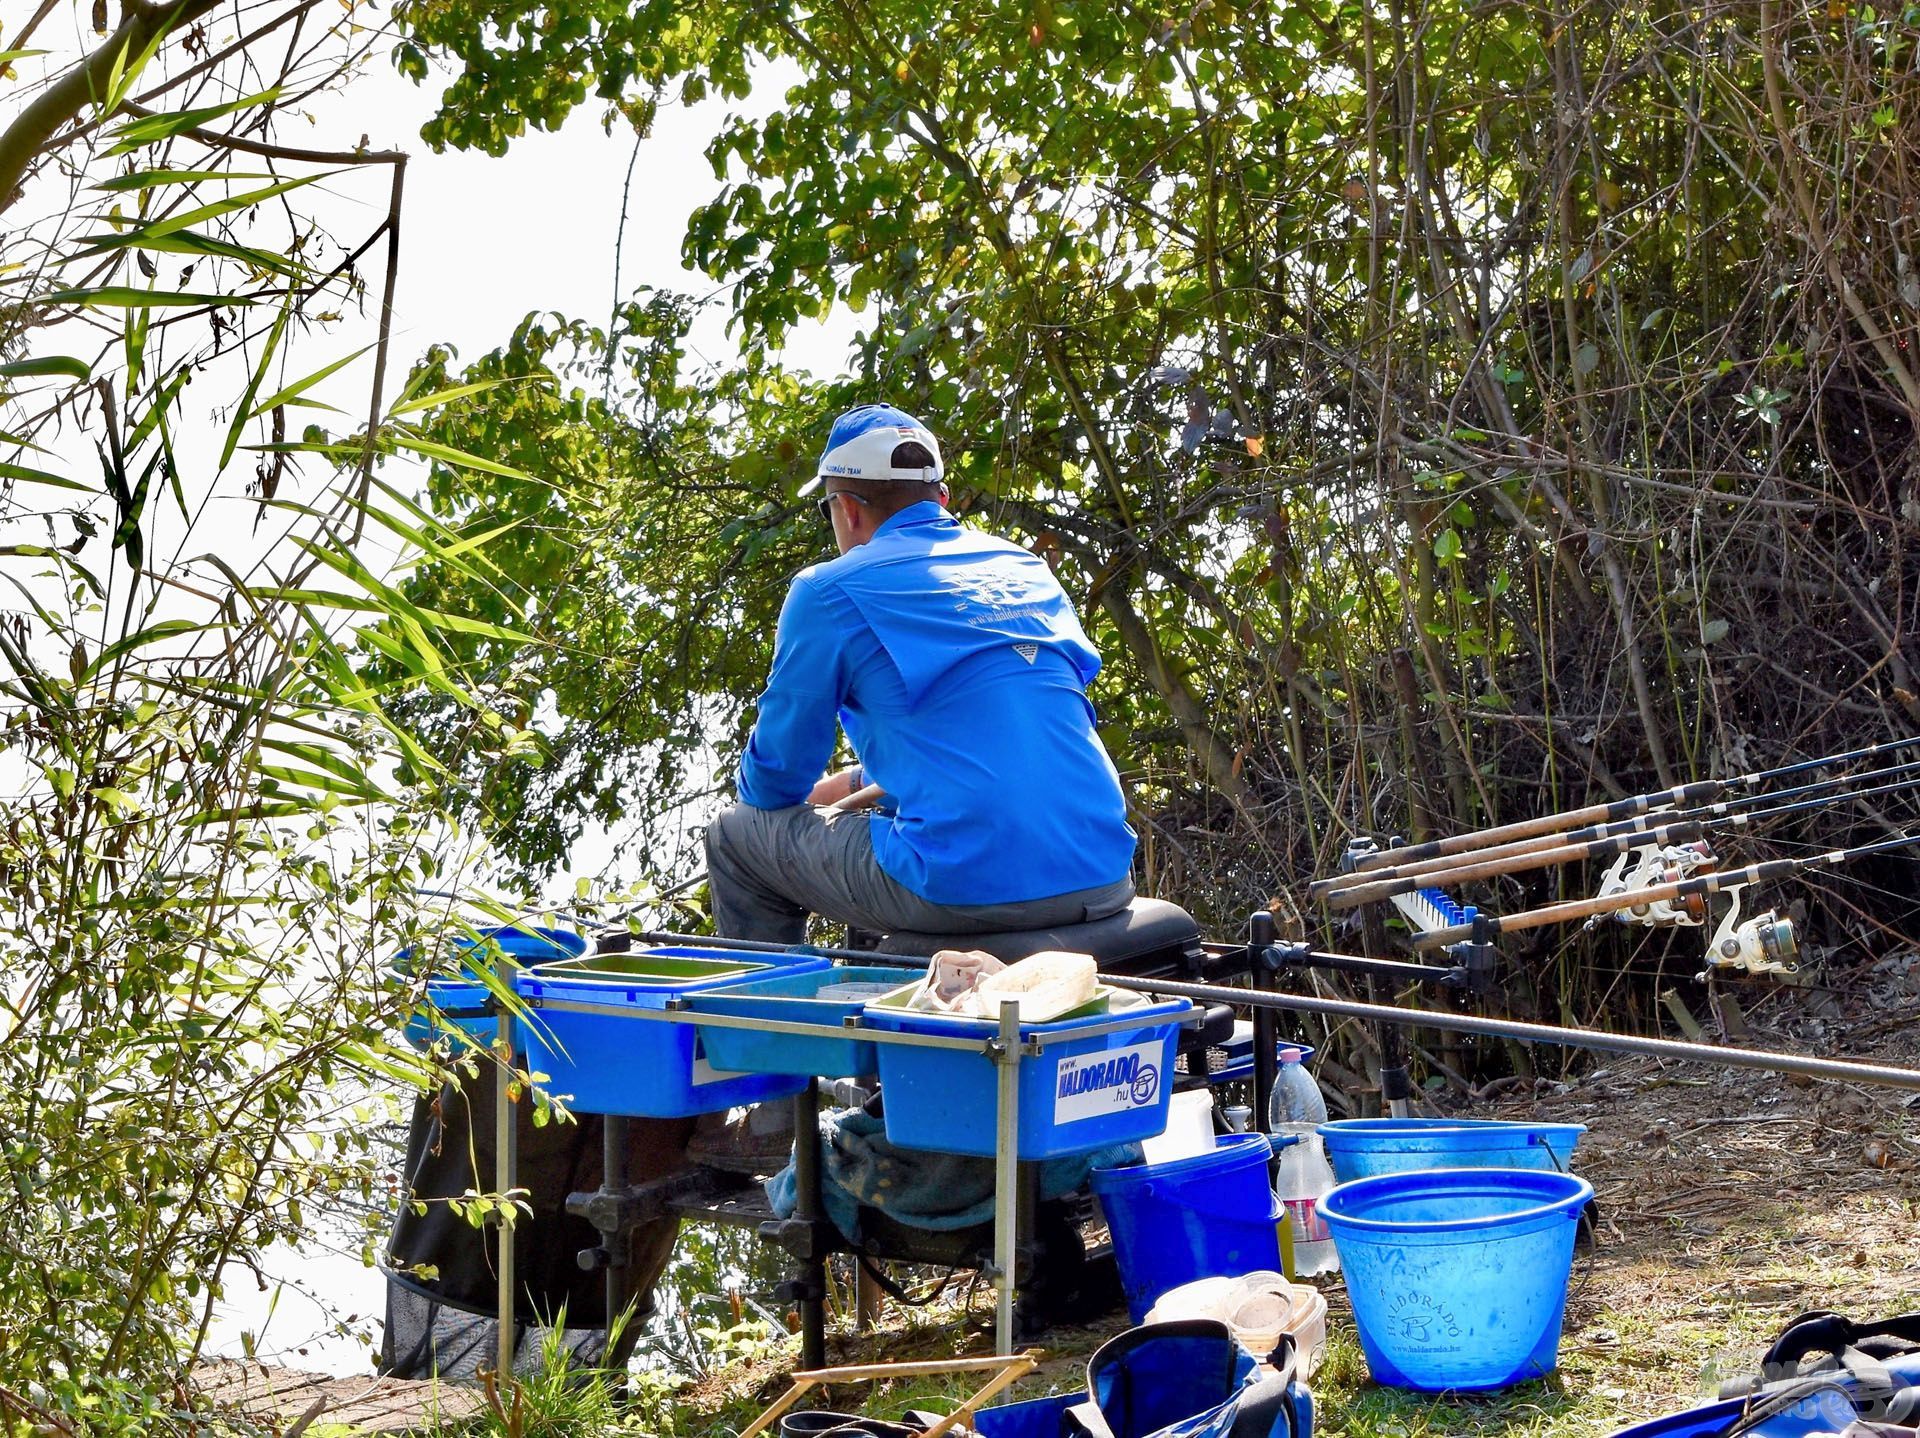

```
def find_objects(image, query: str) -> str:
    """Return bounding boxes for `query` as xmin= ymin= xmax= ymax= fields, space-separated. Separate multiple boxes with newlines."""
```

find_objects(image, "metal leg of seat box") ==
xmin=1011 ymin=1162 xmax=1040 ymax=1338
xmin=991 ymin=1000 xmax=1021 ymax=1356
xmin=495 ymin=1026 xmax=518 ymax=1380
xmin=603 ymin=1114 xmax=628 ymax=1353
xmin=1249 ymin=910 xmax=1278 ymax=1136
xmin=790 ymin=1079 xmax=828 ymax=1371
xmin=1360 ymin=904 xmax=1413 ymax=1118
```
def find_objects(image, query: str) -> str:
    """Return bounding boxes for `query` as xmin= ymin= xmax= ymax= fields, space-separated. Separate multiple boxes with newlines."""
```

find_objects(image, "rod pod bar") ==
xmin=1094 ymin=971 xmax=1920 ymax=1094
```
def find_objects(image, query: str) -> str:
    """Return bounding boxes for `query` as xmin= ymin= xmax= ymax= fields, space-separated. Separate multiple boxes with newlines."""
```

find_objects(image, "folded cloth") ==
xmin=765 ymin=1107 xmax=1141 ymax=1242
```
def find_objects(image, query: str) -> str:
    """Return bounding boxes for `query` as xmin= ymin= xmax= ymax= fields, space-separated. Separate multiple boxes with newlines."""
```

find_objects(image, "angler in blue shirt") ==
xmin=705 ymin=403 xmax=1137 ymax=945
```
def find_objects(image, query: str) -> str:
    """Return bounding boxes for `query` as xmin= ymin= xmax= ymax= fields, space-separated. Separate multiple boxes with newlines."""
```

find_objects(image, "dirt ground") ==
xmin=672 ymin=957 xmax=1920 ymax=1437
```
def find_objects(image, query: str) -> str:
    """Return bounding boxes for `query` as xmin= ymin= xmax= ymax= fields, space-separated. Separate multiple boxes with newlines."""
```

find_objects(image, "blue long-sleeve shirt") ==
xmin=736 ymin=503 xmax=1136 ymax=906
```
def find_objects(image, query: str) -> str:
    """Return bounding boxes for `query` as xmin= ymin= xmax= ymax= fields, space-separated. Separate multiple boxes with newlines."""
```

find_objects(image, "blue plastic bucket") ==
xmin=1319 ymin=1118 xmax=1587 ymax=1184
xmin=514 ymin=947 xmax=831 ymax=1117
xmin=1090 ymin=1132 xmax=1285 ymax=1323
xmin=401 ymin=926 xmax=588 ymax=1051
xmin=863 ymin=997 xmax=1191 ymax=1160
xmin=1321 ymin=1167 xmax=1593 ymax=1391
xmin=686 ymin=964 xmax=926 ymax=1078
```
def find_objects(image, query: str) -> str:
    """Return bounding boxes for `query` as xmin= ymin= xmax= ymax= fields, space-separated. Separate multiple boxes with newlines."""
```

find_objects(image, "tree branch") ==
xmin=0 ymin=0 xmax=224 ymax=214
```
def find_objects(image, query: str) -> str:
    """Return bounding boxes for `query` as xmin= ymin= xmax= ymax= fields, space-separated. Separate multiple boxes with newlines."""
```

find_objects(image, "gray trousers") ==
xmin=703 ymin=802 xmax=1135 ymax=945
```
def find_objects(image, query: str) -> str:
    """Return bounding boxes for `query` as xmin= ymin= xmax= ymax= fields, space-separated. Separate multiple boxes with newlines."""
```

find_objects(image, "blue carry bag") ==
xmin=1060 ymin=1321 xmax=1311 ymax=1438
xmin=1610 ymin=1311 xmax=1920 ymax=1438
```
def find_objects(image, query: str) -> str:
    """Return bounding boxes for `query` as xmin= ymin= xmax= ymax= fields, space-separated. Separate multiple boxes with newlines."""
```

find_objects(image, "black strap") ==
xmin=1715 ymin=1312 xmax=1920 ymax=1437
xmin=1763 ymin=1312 xmax=1920 ymax=1369
xmin=1230 ymin=1333 xmax=1301 ymax=1438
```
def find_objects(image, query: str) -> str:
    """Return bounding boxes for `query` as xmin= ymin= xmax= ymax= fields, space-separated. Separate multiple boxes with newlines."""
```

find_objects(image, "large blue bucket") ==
xmin=1319 ymin=1118 xmax=1586 ymax=1184
xmin=1321 ymin=1167 xmax=1593 ymax=1392
xmin=1090 ymin=1132 xmax=1283 ymax=1323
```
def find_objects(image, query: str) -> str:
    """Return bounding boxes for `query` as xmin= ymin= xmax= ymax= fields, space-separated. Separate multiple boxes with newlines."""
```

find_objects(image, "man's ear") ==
xmin=937 ymin=482 xmax=950 ymax=506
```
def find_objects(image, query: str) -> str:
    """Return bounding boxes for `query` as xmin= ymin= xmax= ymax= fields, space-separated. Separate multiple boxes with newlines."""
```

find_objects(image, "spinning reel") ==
xmin=1701 ymin=884 xmax=1799 ymax=980
xmin=1593 ymin=840 xmax=1797 ymax=979
xmin=1594 ymin=840 xmax=1718 ymax=926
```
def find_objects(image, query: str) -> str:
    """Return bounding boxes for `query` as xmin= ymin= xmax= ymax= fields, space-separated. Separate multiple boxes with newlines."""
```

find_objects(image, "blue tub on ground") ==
xmin=1319 ymin=1118 xmax=1586 ymax=1184
xmin=513 ymin=947 xmax=831 ymax=1118
xmin=684 ymin=963 xmax=927 ymax=1078
xmin=1321 ymin=1166 xmax=1593 ymax=1392
xmin=862 ymin=995 xmax=1192 ymax=1159
xmin=401 ymin=925 xmax=588 ymax=1051
xmin=1091 ymin=1131 xmax=1287 ymax=1323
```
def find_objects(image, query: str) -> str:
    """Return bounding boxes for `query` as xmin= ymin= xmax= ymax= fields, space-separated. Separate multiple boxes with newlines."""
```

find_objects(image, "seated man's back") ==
xmin=706 ymin=403 xmax=1135 ymax=945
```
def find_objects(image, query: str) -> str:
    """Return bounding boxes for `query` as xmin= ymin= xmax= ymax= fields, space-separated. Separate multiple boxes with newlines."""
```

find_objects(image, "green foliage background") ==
xmin=389 ymin=0 xmax=1920 ymax=987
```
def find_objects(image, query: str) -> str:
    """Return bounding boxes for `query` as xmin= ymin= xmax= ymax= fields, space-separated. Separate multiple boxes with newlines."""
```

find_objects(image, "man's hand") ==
xmin=807 ymin=765 xmax=865 ymax=807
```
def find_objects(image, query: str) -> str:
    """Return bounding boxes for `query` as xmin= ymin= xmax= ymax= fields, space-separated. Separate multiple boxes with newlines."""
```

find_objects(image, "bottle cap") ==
xmin=1279 ymin=1046 xmax=1302 ymax=1063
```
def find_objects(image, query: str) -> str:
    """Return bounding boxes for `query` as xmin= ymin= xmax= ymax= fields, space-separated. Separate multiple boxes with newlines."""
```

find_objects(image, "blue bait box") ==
xmin=513 ymin=947 xmax=831 ymax=1117
xmin=862 ymin=995 xmax=1193 ymax=1159
xmin=401 ymin=925 xmax=587 ymax=1052
xmin=685 ymin=963 xmax=926 ymax=1078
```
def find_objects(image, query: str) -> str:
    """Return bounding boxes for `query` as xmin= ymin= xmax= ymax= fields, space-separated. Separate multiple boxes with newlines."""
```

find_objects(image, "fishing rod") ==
xmin=1312 ymin=755 xmax=1920 ymax=899
xmin=1341 ymin=733 xmax=1920 ymax=875
xmin=1318 ymin=765 xmax=1920 ymax=911
xmin=1406 ymin=831 xmax=1920 ymax=952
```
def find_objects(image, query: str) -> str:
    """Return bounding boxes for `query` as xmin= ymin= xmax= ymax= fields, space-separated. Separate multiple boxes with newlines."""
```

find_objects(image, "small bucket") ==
xmin=1319 ymin=1118 xmax=1586 ymax=1184
xmin=1091 ymin=1132 xmax=1284 ymax=1323
xmin=1321 ymin=1167 xmax=1593 ymax=1392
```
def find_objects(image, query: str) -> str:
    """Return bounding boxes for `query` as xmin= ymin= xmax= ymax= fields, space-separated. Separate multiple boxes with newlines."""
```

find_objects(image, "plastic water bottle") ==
xmin=1268 ymin=1046 xmax=1329 ymax=1129
xmin=1273 ymin=1126 xmax=1341 ymax=1277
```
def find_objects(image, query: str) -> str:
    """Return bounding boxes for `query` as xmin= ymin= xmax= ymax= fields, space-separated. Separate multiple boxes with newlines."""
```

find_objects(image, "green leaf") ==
xmin=76 ymin=228 xmax=304 ymax=278
xmin=104 ymin=89 xmax=283 ymax=155
xmin=0 ymin=461 xmax=89 ymax=492
xmin=1700 ymin=617 xmax=1731 ymax=645
xmin=46 ymin=287 xmax=253 ymax=309
xmin=1433 ymin=527 xmax=1463 ymax=562
xmin=81 ymin=619 xmax=205 ymax=681
xmin=94 ymin=169 xmax=276 ymax=192
xmin=224 ymin=302 xmax=291 ymax=469
xmin=387 ymin=433 xmax=543 ymax=483
xmin=386 ymin=376 xmax=527 ymax=417
xmin=1573 ymin=341 xmax=1601 ymax=375
xmin=0 ymin=356 xmax=92 ymax=382
xmin=133 ymin=172 xmax=334 ymax=244
xmin=249 ymin=347 xmax=374 ymax=418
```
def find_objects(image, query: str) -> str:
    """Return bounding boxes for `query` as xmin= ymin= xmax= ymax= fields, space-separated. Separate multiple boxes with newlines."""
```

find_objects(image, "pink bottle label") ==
xmin=1284 ymin=1196 xmax=1330 ymax=1243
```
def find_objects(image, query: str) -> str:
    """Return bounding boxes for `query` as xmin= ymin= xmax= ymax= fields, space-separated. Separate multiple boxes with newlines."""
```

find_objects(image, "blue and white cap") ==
xmin=797 ymin=403 xmax=944 ymax=496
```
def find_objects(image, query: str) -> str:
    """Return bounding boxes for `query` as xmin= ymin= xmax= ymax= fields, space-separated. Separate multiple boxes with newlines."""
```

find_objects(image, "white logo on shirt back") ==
xmin=1014 ymin=643 xmax=1038 ymax=664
